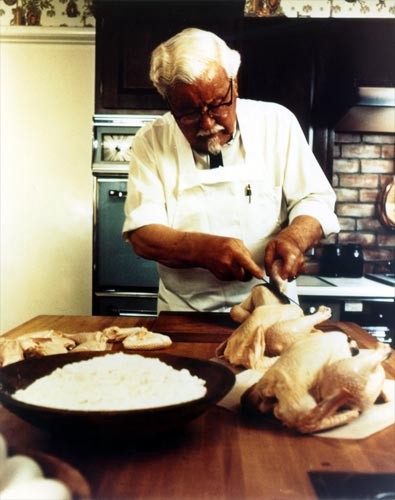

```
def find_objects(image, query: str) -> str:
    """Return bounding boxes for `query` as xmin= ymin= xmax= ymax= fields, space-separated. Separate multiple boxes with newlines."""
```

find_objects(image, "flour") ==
xmin=13 ymin=353 xmax=207 ymax=411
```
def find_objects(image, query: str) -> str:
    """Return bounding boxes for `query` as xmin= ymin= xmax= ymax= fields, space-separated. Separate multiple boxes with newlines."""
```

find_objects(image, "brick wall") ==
xmin=315 ymin=132 xmax=395 ymax=275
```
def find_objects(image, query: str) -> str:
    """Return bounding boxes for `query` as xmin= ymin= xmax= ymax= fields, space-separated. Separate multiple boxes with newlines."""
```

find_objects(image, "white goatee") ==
xmin=196 ymin=124 xmax=224 ymax=155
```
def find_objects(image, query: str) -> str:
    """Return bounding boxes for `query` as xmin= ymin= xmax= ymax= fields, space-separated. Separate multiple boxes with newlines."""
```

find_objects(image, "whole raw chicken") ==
xmin=242 ymin=332 xmax=391 ymax=434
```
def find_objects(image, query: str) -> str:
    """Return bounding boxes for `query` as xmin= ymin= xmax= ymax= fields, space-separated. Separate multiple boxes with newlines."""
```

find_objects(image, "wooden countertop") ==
xmin=1 ymin=313 xmax=394 ymax=499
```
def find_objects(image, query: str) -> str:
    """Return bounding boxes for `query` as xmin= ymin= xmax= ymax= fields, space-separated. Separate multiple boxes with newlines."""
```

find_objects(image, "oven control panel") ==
xmin=92 ymin=114 xmax=163 ymax=173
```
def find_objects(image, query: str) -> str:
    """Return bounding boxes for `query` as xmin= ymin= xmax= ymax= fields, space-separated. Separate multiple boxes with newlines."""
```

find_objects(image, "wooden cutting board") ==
xmin=151 ymin=311 xmax=238 ymax=342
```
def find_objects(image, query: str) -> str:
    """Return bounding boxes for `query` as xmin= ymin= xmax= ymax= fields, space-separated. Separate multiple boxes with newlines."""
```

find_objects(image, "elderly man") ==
xmin=123 ymin=28 xmax=339 ymax=312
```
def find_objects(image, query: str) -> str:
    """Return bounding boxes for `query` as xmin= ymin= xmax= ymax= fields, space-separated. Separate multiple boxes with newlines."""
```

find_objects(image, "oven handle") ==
xmin=109 ymin=189 xmax=127 ymax=199
xmin=111 ymin=308 xmax=157 ymax=317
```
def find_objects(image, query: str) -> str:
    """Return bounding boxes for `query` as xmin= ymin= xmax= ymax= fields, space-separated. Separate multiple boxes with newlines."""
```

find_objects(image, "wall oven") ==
xmin=92 ymin=114 xmax=162 ymax=316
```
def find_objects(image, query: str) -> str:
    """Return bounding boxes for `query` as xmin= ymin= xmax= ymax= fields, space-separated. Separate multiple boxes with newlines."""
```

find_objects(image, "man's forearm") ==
xmin=128 ymin=224 xmax=264 ymax=281
xmin=129 ymin=224 xmax=203 ymax=268
xmin=279 ymin=215 xmax=323 ymax=253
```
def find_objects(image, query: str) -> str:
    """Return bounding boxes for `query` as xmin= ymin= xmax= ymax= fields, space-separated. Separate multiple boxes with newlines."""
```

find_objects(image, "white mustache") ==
xmin=196 ymin=124 xmax=225 ymax=137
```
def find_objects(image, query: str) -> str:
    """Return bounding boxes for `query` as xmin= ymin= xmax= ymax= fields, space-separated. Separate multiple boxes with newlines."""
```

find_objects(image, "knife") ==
xmin=260 ymin=276 xmax=300 ymax=307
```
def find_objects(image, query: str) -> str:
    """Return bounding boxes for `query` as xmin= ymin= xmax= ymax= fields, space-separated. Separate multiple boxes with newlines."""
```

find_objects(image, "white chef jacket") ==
xmin=123 ymin=99 xmax=340 ymax=312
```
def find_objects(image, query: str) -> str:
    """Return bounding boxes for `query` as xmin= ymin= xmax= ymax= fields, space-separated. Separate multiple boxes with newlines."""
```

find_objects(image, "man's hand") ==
xmin=199 ymin=235 xmax=263 ymax=281
xmin=264 ymin=215 xmax=323 ymax=282
xmin=129 ymin=224 xmax=263 ymax=282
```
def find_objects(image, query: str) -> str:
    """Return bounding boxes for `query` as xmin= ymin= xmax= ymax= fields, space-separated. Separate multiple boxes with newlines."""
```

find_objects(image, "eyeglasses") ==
xmin=168 ymin=79 xmax=234 ymax=125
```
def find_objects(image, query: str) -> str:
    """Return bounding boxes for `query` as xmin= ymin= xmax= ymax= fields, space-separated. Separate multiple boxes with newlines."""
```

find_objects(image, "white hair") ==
xmin=150 ymin=28 xmax=241 ymax=97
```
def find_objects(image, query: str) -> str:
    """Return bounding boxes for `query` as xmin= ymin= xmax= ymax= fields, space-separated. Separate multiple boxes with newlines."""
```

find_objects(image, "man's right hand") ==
xmin=129 ymin=225 xmax=263 ymax=282
xmin=199 ymin=235 xmax=263 ymax=282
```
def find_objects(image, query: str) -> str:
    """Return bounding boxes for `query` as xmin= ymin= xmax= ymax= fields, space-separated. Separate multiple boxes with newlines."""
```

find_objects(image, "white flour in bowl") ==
xmin=12 ymin=353 xmax=207 ymax=411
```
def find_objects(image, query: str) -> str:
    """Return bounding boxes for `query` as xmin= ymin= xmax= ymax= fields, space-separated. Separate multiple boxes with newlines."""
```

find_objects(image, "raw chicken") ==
xmin=316 ymin=343 xmax=391 ymax=411
xmin=102 ymin=326 xmax=145 ymax=343
xmin=241 ymin=333 xmax=391 ymax=434
xmin=122 ymin=328 xmax=172 ymax=350
xmin=63 ymin=331 xmax=105 ymax=344
xmin=241 ymin=331 xmax=353 ymax=429
xmin=0 ymin=338 xmax=24 ymax=367
xmin=230 ymin=284 xmax=286 ymax=323
xmin=19 ymin=337 xmax=73 ymax=358
xmin=265 ymin=305 xmax=332 ymax=356
xmin=72 ymin=340 xmax=108 ymax=352
xmin=217 ymin=304 xmax=303 ymax=369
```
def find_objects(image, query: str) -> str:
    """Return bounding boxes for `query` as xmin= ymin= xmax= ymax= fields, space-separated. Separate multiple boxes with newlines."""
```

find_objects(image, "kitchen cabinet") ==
xmin=241 ymin=18 xmax=315 ymax=138
xmin=94 ymin=0 xmax=244 ymax=114
xmin=241 ymin=18 xmax=395 ymax=178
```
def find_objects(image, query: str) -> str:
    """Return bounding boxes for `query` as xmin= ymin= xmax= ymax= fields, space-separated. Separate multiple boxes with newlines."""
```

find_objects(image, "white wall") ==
xmin=0 ymin=29 xmax=95 ymax=333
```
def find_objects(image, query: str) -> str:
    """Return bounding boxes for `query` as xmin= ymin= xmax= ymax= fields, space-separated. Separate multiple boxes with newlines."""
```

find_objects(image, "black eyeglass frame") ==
xmin=167 ymin=79 xmax=234 ymax=125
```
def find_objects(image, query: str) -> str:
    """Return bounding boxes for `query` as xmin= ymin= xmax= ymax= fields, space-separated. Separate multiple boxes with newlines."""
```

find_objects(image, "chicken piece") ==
xmin=20 ymin=337 xmax=71 ymax=358
xmin=18 ymin=330 xmax=57 ymax=339
xmin=102 ymin=326 xmax=146 ymax=343
xmin=0 ymin=338 xmax=24 ymax=367
xmin=63 ymin=331 xmax=105 ymax=344
xmin=122 ymin=329 xmax=172 ymax=350
xmin=217 ymin=304 xmax=303 ymax=369
xmin=230 ymin=285 xmax=286 ymax=323
xmin=72 ymin=340 xmax=108 ymax=352
xmin=265 ymin=306 xmax=332 ymax=356
xmin=19 ymin=330 xmax=75 ymax=350
xmin=241 ymin=331 xmax=353 ymax=432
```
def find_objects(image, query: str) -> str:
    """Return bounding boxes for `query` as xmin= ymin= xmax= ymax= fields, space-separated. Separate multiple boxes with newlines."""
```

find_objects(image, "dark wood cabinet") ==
xmin=240 ymin=18 xmax=395 ymax=178
xmin=240 ymin=18 xmax=316 ymax=137
xmin=94 ymin=0 xmax=245 ymax=114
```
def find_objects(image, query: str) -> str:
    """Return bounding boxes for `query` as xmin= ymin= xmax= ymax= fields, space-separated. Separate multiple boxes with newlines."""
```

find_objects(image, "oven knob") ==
xmin=108 ymin=189 xmax=127 ymax=199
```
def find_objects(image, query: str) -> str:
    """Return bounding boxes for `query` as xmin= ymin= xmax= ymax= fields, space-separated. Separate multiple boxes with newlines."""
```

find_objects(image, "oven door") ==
xmin=93 ymin=176 xmax=159 ymax=316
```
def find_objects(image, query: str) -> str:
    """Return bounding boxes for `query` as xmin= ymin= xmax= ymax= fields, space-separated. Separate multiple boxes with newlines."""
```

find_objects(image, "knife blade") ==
xmin=260 ymin=276 xmax=300 ymax=307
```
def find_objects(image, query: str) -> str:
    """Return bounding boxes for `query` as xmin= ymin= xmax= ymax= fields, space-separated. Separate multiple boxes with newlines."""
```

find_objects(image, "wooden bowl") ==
xmin=0 ymin=352 xmax=235 ymax=442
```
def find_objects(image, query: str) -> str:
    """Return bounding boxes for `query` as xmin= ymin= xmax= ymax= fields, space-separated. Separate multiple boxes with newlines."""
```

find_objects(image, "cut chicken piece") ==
xmin=63 ymin=331 xmax=105 ymax=344
xmin=0 ymin=338 xmax=24 ymax=366
xmin=102 ymin=326 xmax=145 ymax=343
xmin=20 ymin=337 xmax=70 ymax=358
xmin=18 ymin=330 xmax=76 ymax=350
xmin=72 ymin=340 xmax=108 ymax=352
xmin=122 ymin=328 xmax=172 ymax=350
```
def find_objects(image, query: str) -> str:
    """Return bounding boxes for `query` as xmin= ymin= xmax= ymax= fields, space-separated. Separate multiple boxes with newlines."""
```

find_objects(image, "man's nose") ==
xmin=199 ymin=108 xmax=216 ymax=129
